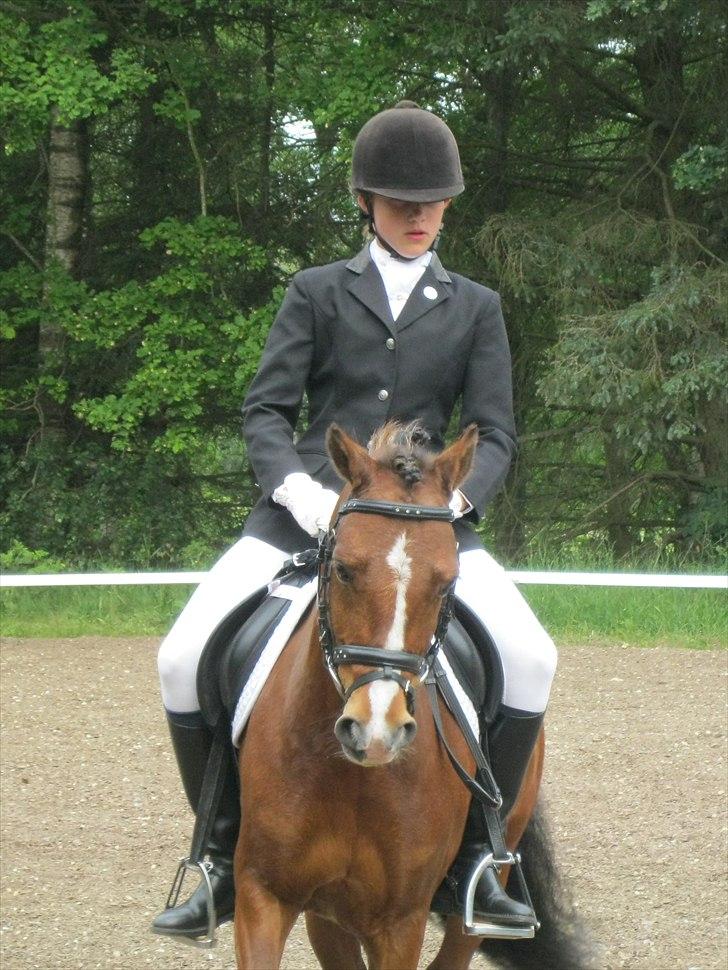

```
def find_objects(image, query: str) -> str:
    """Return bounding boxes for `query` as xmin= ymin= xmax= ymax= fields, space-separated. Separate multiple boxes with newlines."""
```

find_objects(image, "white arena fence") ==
xmin=0 ymin=571 xmax=725 ymax=589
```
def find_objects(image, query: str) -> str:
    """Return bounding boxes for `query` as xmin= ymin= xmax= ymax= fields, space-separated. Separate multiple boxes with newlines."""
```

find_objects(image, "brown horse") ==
xmin=233 ymin=423 xmax=546 ymax=970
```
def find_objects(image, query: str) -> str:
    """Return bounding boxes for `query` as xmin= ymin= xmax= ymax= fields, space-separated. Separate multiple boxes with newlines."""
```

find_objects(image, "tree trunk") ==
xmin=259 ymin=4 xmax=276 ymax=217
xmin=602 ymin=428 xmax=636 ymax=558
xmin=492 ymin=455 xmax=527 ymax=563
xmin=476 ymin=0 xmax=529 ymax=561
xmin=633 ymin=25 xmax=691 ymax=224
xmin=39 ymin=108 xmax=88 ymax=443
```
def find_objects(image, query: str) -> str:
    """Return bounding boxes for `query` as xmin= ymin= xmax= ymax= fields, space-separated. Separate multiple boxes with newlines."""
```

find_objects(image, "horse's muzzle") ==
xmin=334 ymin=710 xmax=417 ymax=766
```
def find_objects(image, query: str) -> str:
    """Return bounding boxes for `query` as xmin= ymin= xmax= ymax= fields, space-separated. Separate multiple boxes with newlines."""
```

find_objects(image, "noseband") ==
xmin=317 ymin=497 xmax=456 ymax=714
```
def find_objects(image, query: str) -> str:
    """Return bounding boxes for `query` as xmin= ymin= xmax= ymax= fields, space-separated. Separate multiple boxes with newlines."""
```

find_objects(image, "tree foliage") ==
xmin=1 ymin=0 xmax=725 ymax=568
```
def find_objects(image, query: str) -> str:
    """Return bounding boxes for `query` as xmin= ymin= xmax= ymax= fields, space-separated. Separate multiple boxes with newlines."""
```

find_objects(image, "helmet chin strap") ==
xmin=373 ymin=227 xmax=421 ymax=262
xmin=361 ymin=194 xmax=441 ymax=261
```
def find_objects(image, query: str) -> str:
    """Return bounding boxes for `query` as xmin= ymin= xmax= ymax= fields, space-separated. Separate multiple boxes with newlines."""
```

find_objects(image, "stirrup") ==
xmin=154 ymin=857 xmax=218 ymax=949
xmin=463 ymin=851 xmax=538 ymax=939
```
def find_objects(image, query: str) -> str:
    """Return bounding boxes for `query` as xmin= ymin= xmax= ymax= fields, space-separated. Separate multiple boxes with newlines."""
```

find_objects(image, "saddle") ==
xmin=196 ymin=559 xmax=504 ymax=737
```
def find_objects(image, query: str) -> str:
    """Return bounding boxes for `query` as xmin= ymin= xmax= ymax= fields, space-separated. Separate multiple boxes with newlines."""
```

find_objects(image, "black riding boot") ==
xmin=151 ymin=711 xmax=239 ymax=940
xmin=431 ymin=710 xmax=544 ymax=929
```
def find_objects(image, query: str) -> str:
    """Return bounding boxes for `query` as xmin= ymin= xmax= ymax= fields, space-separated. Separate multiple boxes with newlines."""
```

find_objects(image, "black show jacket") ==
xmin=242 ymin=245 xmax=517 ymax=553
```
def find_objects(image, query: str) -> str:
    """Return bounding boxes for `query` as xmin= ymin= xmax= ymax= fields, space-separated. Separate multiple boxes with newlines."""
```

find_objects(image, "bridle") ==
xmin=317 ymin=496 xmax=457 ymax=714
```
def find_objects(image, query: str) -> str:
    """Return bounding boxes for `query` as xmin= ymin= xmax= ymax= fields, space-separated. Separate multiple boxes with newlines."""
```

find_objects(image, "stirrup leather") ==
xmin=155 ymin=857 xmax=218 ymax=949
xmin=463 ymin=851 xmax=539 ymax=939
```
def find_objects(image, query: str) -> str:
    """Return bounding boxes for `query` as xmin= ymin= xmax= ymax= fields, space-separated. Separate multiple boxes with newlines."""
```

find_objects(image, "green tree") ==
xmin=1 ymin=0 xmax=725 ymax=569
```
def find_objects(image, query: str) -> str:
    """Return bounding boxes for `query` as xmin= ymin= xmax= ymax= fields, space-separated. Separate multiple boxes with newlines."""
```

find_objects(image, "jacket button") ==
xmin=385 ymin=337 xmax=395 ymax=350
xmin=378 ymin=389 xmax=389 ymax=401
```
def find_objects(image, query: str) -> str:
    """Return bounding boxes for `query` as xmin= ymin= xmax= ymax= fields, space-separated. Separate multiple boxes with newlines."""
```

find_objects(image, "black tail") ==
xmin=479 ymin=800 xmax=600 ymax=970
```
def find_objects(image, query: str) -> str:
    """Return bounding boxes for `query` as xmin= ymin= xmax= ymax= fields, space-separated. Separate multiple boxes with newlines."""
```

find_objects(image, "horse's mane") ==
xmin=367 ymin=421 xmax=435 ymax=487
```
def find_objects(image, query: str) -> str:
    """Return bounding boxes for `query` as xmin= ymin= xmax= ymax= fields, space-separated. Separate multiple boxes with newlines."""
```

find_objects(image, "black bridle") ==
xmin=317 ymin=497 xmax=456 ymax=714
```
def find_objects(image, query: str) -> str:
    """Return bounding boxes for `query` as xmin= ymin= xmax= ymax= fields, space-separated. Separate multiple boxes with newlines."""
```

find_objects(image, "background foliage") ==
xmin=1 ymin=0 xmax=726 ymax=571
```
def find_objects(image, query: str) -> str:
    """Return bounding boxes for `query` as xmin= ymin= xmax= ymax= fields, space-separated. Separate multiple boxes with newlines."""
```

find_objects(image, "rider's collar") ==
xmin=370 ymin=236 xmax=433 ymax=270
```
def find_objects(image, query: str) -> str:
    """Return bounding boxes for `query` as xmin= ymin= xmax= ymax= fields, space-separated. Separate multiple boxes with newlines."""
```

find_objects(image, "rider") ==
xmin=152 ymin=101 xmax=557 ymax=941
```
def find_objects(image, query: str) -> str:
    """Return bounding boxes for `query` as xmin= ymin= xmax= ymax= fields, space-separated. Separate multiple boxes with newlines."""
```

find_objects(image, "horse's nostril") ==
xmin=400 ymin=720 xmax=417 ymax=745
xmin=334 ymin=716 xmax=362 ymax=748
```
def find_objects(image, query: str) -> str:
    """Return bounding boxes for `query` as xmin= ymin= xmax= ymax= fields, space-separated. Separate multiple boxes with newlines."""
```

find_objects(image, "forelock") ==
xmin=367 ymin=421 xmax=434 ymax=486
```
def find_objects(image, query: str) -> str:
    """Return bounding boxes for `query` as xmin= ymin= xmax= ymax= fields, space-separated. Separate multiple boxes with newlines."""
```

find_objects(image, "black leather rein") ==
xmin=317 ymin=497 xmax=456 ymax=714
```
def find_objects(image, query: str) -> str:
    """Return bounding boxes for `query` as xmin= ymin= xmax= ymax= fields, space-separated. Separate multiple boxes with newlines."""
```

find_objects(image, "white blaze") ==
xmin=367 ymin=680 xmax=401 ymax=740
xmin=358 ymin=533 xmax=413 ymax=748
xmin=384 ymin=532 xmax=412 ymax=652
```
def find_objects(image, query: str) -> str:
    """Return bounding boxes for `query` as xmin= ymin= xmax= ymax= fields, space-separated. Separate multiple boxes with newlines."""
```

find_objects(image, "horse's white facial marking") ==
xmin=384 ymin=532 xmax=411 ymax=653
xmin=367 ymin=680 xmax=400 ymax=741
xmin=350 ymin=532 xmax=413 ymax=751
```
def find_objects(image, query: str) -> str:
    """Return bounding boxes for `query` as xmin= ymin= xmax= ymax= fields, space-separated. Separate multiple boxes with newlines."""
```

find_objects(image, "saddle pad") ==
xmin=230 ymin=581 xmax=481 ymax=746
xmin=231 ymin=575 xmax=318 ymax=745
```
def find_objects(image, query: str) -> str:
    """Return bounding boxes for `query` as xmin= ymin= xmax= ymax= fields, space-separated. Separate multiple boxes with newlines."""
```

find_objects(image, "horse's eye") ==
xmin=334 ymin=561 xmax=353 ymax=585
xmin=439 ymin=581 xmax=455 ymax=599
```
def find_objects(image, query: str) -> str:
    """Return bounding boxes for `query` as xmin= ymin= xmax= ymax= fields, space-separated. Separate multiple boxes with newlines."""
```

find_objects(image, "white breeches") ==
xmin=157 ymin=537 xmax=557 ymax=716
xmin=455 ymin=548 xmax=557 ymax=713
xmin=157 ymin=537 xmax=290 ymax=713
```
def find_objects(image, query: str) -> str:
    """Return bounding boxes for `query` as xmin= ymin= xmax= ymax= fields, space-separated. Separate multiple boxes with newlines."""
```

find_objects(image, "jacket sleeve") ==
xmin=242 ymin=272 xmax=316 ymax=495
xmin=459 ymin=290 xmax=518 ymax=521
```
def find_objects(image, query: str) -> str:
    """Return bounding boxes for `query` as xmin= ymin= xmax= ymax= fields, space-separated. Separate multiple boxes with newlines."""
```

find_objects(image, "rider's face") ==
xmin=358 ymin=193 xmax=450 ymax=258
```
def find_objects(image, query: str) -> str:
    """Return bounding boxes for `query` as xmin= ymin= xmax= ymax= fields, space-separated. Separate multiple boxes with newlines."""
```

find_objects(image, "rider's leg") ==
xmin=433 ymin=547 xmax=557 ymax=928
xmin=151 ymin=710 xmax=240 ymax=937
xmin=157 ymin=537 xmax=290 ymax=714
xmin=152 ymin=536 xmax=289 ymax=939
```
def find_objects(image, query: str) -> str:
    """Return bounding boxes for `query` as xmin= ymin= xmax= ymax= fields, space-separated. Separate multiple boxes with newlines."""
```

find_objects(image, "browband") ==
xmin=338 ymin=498 xmax=455 ymax=522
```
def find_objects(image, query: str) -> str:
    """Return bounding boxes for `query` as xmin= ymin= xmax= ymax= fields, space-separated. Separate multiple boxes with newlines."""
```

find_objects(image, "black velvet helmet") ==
xmin=352 ymin=101 xmax=464 ymax=202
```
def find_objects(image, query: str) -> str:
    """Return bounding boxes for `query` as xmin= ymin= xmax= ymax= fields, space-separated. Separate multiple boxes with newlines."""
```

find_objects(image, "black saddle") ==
xmin=446 ymin=602 xmax=504 ymax=729
xmin=197 ymin=565 xmax=316 ymax=729
xmin=196 ymin=564 xmax=504 ymax=734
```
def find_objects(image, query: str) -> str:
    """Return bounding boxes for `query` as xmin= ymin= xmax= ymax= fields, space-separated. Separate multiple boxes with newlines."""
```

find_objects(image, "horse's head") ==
xmin=321 ymin=421 xmax=478 ymax=767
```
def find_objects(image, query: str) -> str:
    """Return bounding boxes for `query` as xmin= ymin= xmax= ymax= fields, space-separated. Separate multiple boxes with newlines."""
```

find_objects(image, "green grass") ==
xmin=1 ymin=582 xmax=725 ymax=648
xmin=519 ymin=584 xmax=726 ymax=650
xmin=0 ymin=584 xmax=193 ymax=638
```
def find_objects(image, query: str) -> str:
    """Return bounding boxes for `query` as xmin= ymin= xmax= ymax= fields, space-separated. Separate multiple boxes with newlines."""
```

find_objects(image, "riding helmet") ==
xmin=352 ymin=101 xmax=464 ymax=202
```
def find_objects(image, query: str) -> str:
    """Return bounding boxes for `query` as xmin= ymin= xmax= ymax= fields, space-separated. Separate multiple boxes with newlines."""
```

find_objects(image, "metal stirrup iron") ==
xmin=162 ymin=859 xmax=217 ymax=949
xmin=462 ymin=851 xmax=538 ymax=938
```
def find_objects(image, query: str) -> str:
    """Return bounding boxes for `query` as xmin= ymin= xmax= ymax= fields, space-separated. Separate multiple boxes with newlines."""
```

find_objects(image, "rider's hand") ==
xmin=272 ymin=473 xmax=339 ymax=537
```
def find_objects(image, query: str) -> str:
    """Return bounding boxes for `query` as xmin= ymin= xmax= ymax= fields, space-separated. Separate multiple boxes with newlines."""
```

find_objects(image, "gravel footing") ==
xmin=1 ymin=637 xmax=725 ymax=970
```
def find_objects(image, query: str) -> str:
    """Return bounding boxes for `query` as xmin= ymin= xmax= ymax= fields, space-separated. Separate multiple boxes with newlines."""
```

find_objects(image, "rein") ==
xmin=317 ymin=498 xmax=456 ymax=715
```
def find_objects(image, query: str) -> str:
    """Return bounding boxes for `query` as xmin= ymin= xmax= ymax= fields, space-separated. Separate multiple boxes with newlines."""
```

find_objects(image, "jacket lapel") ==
xmin=394 ymin=254 xmax=451 ymax=333
xmin=345 ymin=246 xmax=452 ymax=336
xmin=345 ymin=249 xmax=396 ymax=336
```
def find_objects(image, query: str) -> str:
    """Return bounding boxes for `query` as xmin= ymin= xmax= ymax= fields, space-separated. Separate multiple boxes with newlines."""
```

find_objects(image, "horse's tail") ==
xmin=479 ymin=799 xmax=600 ymax=970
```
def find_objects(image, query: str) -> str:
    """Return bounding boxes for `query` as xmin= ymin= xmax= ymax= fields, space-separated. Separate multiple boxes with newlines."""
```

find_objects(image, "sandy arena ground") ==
xmin=0 ymin=637 xmax=726 ymax=970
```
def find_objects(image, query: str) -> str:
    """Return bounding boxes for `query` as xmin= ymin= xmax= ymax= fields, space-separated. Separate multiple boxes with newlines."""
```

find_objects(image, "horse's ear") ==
xmin=433 ymin=424 xmax=479 ymax=495
xmin=326 ymin=424 xmax=376 ymax=490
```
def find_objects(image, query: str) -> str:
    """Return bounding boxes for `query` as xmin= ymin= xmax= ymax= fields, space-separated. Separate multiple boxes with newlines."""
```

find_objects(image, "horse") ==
xmin=231 ymin=422 xmax=585 ymax=970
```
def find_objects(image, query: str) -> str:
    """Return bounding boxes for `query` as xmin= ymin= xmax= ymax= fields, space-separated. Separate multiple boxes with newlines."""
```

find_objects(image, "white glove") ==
xmin=449 ymin=490 xmax=472 ymax=519
xmin=272 ymin=473 xmax=339 ymax=537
